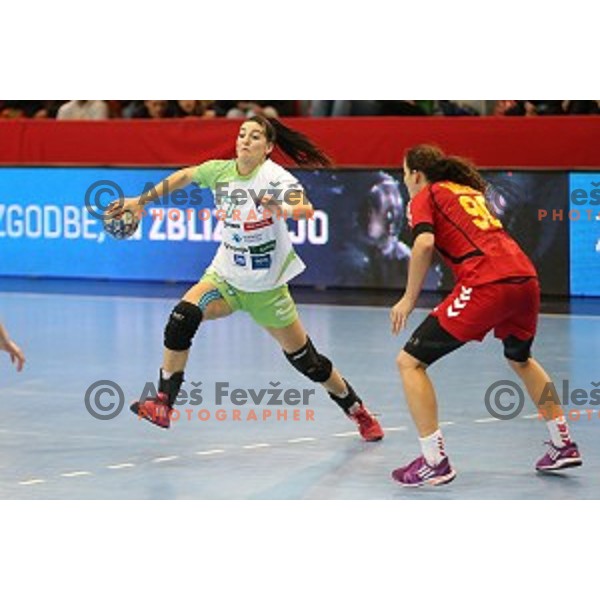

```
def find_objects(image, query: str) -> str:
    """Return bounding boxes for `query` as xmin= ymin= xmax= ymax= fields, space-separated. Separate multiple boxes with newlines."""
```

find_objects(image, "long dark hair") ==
xmin=246 ymin=115 xmax=333 ymax=167
xmin=405 ymin=144 xmax=487 ymax=193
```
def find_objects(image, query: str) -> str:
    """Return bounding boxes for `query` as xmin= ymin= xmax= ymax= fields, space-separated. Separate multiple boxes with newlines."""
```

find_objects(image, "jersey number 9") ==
xmin=458 ymin=194 xmax=502 ymax=231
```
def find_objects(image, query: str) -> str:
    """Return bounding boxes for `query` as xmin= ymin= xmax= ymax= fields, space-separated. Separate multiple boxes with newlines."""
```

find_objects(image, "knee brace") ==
xmin=503 ymin=335 xmax=533 ymax=363
xmin=164 ymin=301 xmax=203 ymax=351
xmin=284 ymin=337 xmax=333 ymax=383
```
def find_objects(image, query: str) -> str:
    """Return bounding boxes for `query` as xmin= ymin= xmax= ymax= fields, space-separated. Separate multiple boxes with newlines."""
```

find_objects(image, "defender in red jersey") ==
xmin=390 ymin=145 xmax=581 ymax=487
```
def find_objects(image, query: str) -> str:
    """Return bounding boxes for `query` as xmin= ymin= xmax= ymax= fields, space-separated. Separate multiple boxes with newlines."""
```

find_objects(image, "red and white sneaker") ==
xmin=130 ymin=393 xmax=172 ymax=429
xmin=349 ymin=404 xmax=384 ymax=442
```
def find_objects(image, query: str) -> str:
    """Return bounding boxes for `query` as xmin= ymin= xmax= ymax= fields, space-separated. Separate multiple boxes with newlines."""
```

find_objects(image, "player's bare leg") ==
xmin=396 ymin=350 xmax=439 ymax=437
xmin=266 ymin=319 xmax=384 ymax=441
xmin=392 ymin=349 xmax=456 ymax=486
xmin=509 ymin=358 xmax=582 ymax=471
xmin=131 ymin=281 xmax=232 ymax=428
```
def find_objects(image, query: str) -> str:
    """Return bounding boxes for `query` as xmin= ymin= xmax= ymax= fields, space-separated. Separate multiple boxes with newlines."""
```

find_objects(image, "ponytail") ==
xmin=246 ymin=115 xmax=333 ymax=167
xmin=427 ymin=157 xmax=488 ymax=193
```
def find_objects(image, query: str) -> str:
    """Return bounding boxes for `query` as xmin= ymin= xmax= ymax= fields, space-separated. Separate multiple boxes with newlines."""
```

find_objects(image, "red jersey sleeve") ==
xmin=407 ymin=187 xmax=435 ymax=237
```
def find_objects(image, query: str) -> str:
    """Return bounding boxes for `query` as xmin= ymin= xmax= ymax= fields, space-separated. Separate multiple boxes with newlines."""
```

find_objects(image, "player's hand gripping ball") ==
xmin=103 ymin=209 xmax=140 ymax=239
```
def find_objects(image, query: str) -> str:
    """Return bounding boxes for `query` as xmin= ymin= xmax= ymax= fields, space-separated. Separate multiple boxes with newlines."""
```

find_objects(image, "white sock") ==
xmin=161 ymin=369 xmax=173 ymax=380
xmin=419 ymin=429 xmax=447 ymax=467
xmin=348 ymin=402 xmax=361 ymax=415
xmin=546 ymin=416 xmax=571 ymax=448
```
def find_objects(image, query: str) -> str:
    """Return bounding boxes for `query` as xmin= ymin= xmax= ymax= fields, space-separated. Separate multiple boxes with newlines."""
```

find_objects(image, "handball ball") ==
xmin=103 ymin=209 xmax=140 ymax=239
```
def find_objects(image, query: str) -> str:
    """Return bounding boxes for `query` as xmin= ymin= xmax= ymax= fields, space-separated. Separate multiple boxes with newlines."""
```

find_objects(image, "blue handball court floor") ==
xmin=1 ymin=278 xmax=599 ymax=499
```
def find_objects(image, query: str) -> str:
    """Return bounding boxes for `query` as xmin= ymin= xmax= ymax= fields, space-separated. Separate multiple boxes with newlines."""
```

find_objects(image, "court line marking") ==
xmin=152 ymin=455 xmax=179 ymax=463
xmin=14 ymin=413 xmax=567 ymax=489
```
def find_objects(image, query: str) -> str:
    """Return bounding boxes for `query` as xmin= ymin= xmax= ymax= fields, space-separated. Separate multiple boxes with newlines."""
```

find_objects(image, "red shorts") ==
xmin=433 ymin=277 xmax=540 ymax=343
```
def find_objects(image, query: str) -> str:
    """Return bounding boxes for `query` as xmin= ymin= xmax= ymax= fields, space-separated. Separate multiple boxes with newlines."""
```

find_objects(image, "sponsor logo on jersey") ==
xmin=224 ymin=221 xmax=241 ymax=229
xmin=243 ymin=232 xmax=266 ymax=243
xmin=249 ymin=240 xmax=276 ymax=255
xmin=224 ymin=242 xmax=248 ymax=253
xmin=232 ymin=233 xmax=243 ymax=244
xmin=244 ymin=217 xmax=274 ymax=232
xmin=234 ymin=254 xmax=247 ymax=267
xmin=251 ymin=254 xmax=271 ymax=270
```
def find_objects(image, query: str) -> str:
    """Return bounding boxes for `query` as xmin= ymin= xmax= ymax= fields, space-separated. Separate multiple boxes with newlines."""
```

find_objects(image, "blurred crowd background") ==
xmin=1 ymin=99 xmax=599 ymax=120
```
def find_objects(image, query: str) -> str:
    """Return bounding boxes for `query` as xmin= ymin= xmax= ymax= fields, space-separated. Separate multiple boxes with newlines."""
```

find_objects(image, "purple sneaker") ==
xmin=391 ymin=455 xmax=456 ymax=487
xmin=536 ymin=441 xmax=582 ymax=472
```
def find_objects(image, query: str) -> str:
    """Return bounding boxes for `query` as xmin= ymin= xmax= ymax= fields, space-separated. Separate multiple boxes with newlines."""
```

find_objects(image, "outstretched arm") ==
xmin=106 ymin=166 xmax=197 ymax=218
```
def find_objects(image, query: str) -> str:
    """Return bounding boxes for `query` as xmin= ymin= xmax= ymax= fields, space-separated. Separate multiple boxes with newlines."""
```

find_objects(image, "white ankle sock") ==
xmin=348 ymin=402 xmax=361 ymax=415
xmin=419 ymin=429 xmax=447 ymax=466
xmin=546 ymin=416 xmax=571 ymax=448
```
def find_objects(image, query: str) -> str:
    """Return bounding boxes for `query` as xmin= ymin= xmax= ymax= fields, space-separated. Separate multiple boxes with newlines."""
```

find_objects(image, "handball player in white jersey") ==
xmin=107 ymin=115 xmax=383 ymax=440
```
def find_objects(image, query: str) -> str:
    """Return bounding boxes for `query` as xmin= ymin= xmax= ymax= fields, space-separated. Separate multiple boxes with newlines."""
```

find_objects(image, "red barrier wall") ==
xmin=0 ymin=117 xmax=598 ymax=169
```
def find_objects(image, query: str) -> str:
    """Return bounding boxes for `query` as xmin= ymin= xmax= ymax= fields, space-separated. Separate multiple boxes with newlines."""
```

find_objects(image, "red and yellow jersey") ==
xmin=408 ymin=181 xmax=537 ymax=286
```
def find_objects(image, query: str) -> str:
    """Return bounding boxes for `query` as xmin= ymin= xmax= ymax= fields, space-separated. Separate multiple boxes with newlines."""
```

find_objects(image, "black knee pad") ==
xmin=284 ymin=337 xmax=333 ymax=383
xmin=164 ymin=301 xmax=203 ymax=351
xmin=503 ymin=335 xmax=533 ymax=363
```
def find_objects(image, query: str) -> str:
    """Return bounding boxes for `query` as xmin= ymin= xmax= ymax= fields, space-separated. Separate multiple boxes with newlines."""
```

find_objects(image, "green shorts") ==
xmin=199 ymin=270 xmax=298 ymax=329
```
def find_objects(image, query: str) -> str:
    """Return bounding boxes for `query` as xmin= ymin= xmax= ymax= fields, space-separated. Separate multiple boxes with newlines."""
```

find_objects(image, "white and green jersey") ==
xmin=192 ymin=159 xmax=306 ymax=292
